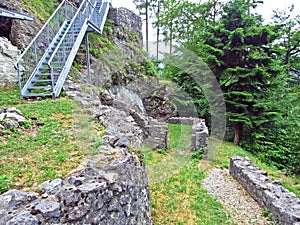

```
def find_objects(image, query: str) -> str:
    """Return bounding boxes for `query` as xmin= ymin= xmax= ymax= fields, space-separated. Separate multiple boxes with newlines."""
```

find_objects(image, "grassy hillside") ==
xmin=22 ymin=0 xmax=58 ymax=21
xmin=0 ymin=86 xmax=104 ymax=193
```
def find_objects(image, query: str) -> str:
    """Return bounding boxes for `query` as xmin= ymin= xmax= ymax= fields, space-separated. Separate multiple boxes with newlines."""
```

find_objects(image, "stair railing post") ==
xmin=46 ymin=24 xmax=50 ymax=46
xmin=85 ymin=33 xmax=91 ymax=81
xmin=49 ymin=65 xmax=55 ymax=99
xmin=34 ymin=41 xmax=38 ymax=66
xmin=17 ymin=63 xmax=23 ymax=99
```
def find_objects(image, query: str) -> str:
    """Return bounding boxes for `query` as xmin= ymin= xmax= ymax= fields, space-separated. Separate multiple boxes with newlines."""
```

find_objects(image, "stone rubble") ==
xmin=0 ymin=107 xmax=26 ymax=129
xmin=230 ymin=156 xmax=300 ymax=225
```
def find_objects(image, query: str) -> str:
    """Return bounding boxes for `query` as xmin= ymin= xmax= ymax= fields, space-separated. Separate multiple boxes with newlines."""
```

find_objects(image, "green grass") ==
xmin=22 ymin=0 xmax=58 ymax=21
xmin=147 ymin=124 xmax=233 ymax=224
xmin=151 ymin=162 xmax=233 ymax=225
xmin=0 ymin=86 xmax=103 ymax=193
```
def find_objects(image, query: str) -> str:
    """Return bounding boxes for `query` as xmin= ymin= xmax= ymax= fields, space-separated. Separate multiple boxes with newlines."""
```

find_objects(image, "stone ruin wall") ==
xmin=230 ymin=156 xmax=300 ymax=225
xmin=0 ymin=78 xmax=153 ymax=225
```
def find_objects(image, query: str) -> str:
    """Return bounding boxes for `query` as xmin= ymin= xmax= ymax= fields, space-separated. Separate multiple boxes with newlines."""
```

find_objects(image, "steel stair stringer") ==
xmin=52 ymin=22 xmax=89 ymax=98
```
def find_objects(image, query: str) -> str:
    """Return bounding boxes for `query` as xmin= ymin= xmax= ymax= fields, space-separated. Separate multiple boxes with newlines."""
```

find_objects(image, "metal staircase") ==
xmin=15 ymin=0 xmax=111 ymax=98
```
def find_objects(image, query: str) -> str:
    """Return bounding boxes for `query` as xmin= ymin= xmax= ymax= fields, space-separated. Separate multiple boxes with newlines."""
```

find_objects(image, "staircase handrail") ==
xmin=15 ymin=0 xmax=77 ymax=94
xmin=96 ymin=0 xmax=111 ymax=33
xmin=47 ymin=0 xmax=91 ymax=69
xmin=15 ymin=0 xmax=69 ymax=68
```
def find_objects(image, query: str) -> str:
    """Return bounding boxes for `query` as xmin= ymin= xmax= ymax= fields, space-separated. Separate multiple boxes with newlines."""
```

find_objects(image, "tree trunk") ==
xmin=234 ymin=123 xmax=243 ymax=145
xmin=146 ymin=0 xmax=149 ymax=52
xmin=156 ymin=0 xmax=160 ymax=60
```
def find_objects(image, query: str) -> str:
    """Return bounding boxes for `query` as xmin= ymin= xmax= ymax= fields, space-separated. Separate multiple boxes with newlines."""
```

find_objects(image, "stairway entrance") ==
xmin=15 ymin=0 xmax=111 ymax=99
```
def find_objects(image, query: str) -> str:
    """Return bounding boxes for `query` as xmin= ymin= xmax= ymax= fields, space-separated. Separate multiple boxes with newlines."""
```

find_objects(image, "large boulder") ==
xmin=0 ymin=37 xmax=20 ymax=86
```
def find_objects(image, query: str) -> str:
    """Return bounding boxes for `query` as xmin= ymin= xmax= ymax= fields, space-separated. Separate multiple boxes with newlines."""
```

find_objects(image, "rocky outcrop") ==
xmin=0 ymin=37 xmax=20 ymax=86
xmin=230 ymin=156 xmax=300 ymax=225
xmin=0 ymin=1 xmax=41 ymax=50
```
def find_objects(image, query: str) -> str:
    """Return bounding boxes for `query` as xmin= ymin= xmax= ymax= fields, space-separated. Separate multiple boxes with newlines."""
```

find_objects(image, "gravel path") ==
xmin=202 ymin=168 xmax=274 ymax=225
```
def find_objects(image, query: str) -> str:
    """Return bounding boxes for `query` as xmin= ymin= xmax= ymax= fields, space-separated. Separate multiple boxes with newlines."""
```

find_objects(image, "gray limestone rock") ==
xmin=0 ymin=37 xmax=20 ymax=87
xmin=0 ymin=190 xmax=38 ymax=210
xmin=6 ymin=211 xmax=39 ymax=225
xmin=35 ymin=201 xmax=60 ymax=219
xmin=39 ymin=179 xmax=62 ymax=195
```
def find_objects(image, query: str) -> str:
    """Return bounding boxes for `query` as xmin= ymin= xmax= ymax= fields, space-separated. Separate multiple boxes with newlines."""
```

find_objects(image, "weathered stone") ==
xmin=0 ymin=190 xmax=38 ymax=210
xmin=108 ymin=7 xmax=142 ymax=40
xmin=2 ymin=119 xmax=19 ymax=129
xmin=67 ymin=176 xmax=85 ymax=186
xmin=77 ymin=182 xmax=106 ymax=193
xmin=0 ymin=111 xmax=25 ymax=124
xmin=191 ymin=119 xmax=209 ymax=155
xmin=68 ymin=205 xmax=90 ymax=221
xmin=35 ymin=201 xmax=60 ymax=219
xmin=39 ymin=179 xmax=62 ymax=195
xmin=0 ymin=37 xmax=19 ymax=87
xmin=6 ymin=211 xmax=39 ymax=225
xmin=108 ymin=198 xmax=121 ymax=212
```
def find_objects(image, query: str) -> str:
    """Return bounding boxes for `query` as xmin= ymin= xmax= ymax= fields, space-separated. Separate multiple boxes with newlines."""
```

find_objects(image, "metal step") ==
xmin=31 ymin=79 xmax=52 ymax=83
xmin=28 ymin=85 xmax=52 ymax=90
xmin=22 ymin=93 xmax=53 ymax=98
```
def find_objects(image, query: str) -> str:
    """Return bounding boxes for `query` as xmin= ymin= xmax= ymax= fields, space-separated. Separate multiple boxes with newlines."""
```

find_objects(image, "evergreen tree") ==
xmin=193 ymin=0 xmax=283 ymax=145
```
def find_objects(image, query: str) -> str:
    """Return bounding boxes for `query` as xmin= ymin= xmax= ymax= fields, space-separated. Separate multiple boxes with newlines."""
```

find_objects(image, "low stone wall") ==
xmin=130 ymin=111 xmax=168 ymax=150
xmin=230 ymin=156 xmax=300 ymax=225
xmin=168 ymin=117 xmax=195 ymax=125
xmin=0 ymin=78 xmax=153 ymax=225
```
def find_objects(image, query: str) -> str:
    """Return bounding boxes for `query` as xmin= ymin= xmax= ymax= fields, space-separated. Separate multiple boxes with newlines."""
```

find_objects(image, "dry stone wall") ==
xmin=230 ymin=156 xmax=300 ymax=225
xmin=107 ymin=7 xmax=143 ymax=41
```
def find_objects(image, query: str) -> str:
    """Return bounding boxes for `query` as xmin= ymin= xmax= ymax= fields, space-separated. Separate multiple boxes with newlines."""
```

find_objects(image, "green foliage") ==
xmin=23 ymin=0 xmax=58 ymax=20
xmin=191 ymin=148 xmax=205 ymax=161
xmin=157 ymin=0 xmax=300 ymax=174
